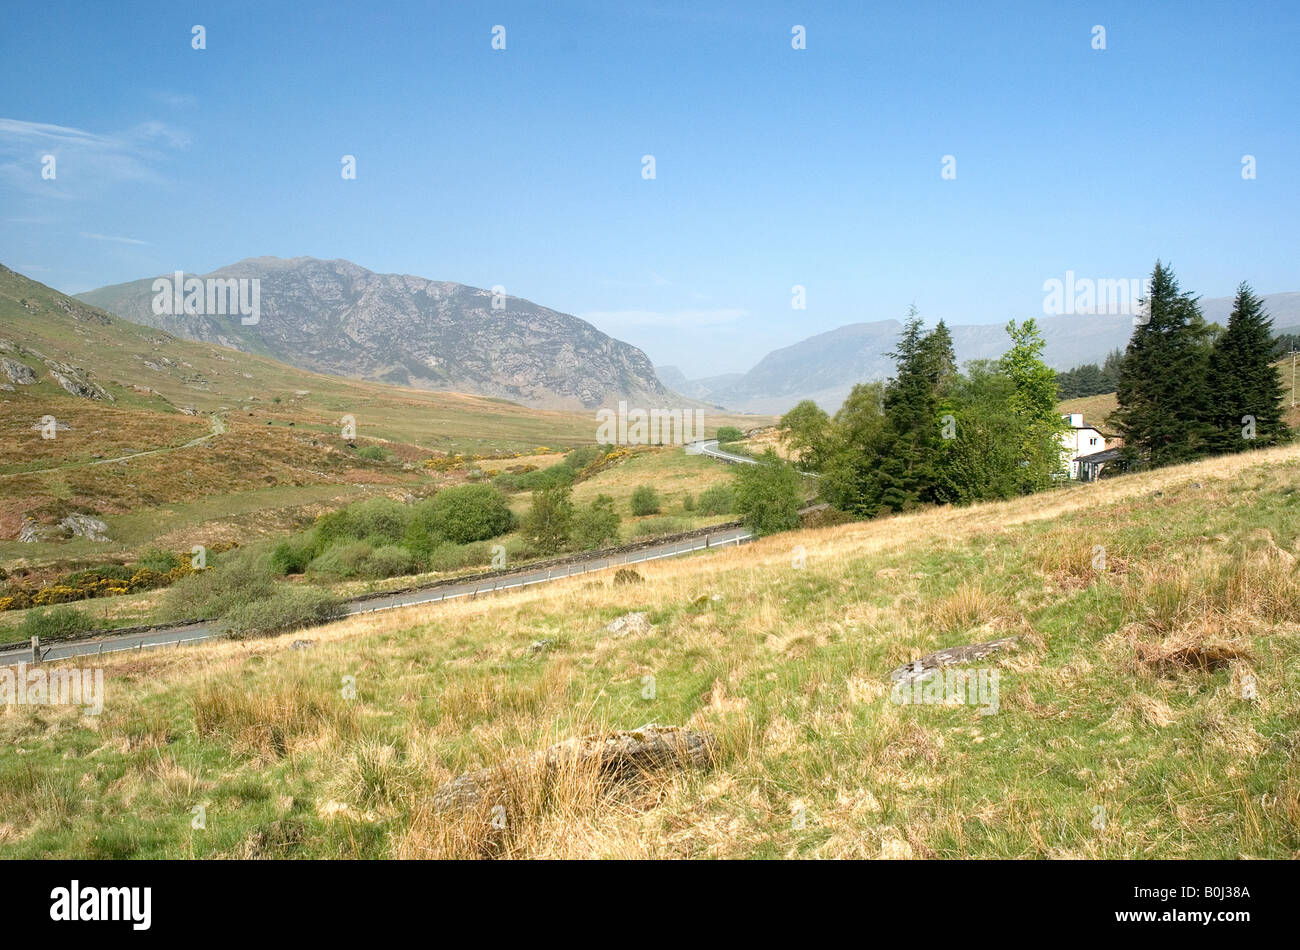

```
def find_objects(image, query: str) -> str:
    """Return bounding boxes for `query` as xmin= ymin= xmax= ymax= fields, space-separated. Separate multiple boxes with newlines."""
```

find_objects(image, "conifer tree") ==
xmin=1205 ymin=283 xmax=1289 ymax=451
xmin=1113 ymin=261 xmax=1214 ymax=467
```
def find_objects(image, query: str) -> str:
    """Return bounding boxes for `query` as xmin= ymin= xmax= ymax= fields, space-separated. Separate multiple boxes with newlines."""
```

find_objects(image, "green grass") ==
xmin=3 ymin=445 xmax=1297 ymax=857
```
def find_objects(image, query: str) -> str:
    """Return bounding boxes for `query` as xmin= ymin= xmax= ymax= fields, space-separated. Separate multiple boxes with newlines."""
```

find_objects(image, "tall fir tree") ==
xmin=1205 ymin=283 xmax=1289 ymax=451
xmin=1113 ymin=261 xmax=1215 ymax=467
xmin=867 ymin=311 xmax=954 ymax=512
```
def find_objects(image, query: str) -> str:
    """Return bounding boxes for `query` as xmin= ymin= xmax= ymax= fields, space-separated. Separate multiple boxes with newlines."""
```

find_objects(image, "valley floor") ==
xmin=2 ymin=445 xmax=1299 ymax=858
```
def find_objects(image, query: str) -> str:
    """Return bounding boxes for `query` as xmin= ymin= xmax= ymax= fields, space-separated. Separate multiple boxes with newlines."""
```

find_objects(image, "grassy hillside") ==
xmin=3 ymin=444 xmax=1297 ymax=858
xmin=0 ymin=265 xmax=768 ymax=564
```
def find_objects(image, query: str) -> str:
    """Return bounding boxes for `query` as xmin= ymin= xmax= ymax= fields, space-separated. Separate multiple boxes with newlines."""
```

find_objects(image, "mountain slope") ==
xmin=713 ymin=292 xmax=1300 ymax=414
xmin=79 ymin=257 xmax=674 ymax=410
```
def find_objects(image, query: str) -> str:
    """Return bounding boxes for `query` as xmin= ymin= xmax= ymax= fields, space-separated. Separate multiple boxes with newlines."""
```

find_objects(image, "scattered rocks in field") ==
xmin=290 ymin=639 xmax=315 ymax=650
xmin=613 ymin=568 xmax=643 ymax=585
xmin=527 ymin=638 xmax=554 ymax=655
xmin=18 ymin=514 xmax=110 ymax=543
xmin=0 ymin=357 xmax=36 ymax=385
xmin=602 ymin=611 xmax=651 ymax=638
xmin=43 ymin=360 xmax=111 ymax=400
xmin=889 ymin=637 xmax=1019 ymax=685
xmin=0 ymin=383 xmax=14 ymax=392
xmin=430 ymin=724 xmax=717 ymax=813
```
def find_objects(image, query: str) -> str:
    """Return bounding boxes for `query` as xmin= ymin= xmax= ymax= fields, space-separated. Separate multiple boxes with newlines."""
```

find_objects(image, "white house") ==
xmin=1059 ymin=413 xmax=1105 ymax=479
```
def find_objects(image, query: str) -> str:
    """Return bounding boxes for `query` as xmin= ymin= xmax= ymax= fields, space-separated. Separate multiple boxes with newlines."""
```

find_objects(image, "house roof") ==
xmin=1076 ymin=447 xmax=1124 ymax=464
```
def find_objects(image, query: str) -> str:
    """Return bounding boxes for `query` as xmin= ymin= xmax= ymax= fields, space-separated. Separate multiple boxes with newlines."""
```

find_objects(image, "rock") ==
xmin=290 ymin=639 xmax=315 ymax=650
xmin=179 ymin=405 xmax=200 ymax=415
xmin=61 ymin=514 xmax=110 ymax=541
xmin=527 ymin=638 xmax=554 ymax=655
xmin=613 ymin=568 xmax=643 ymax=585
xmin=0 ymin=357 xmax=36 ymax=385
xmin=889 ymin=637 xmax=1019 ymax=685
xmin=17 ymin=514 xmax=110 ymax=543
xmin=43 ymin=360 xmax=111 ymax=400
xmin=29 ymin=419 xmax=71 ymax=433
xmin=602 ymin=611 xmax=651 ymax=638
xmin=430 ymin=724 xmax=717 ymax=813
xmin=0 ymin=383 xmax=14 ymax=392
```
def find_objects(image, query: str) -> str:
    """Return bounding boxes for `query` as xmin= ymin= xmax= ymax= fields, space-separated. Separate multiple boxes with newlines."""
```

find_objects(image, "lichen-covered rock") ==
xmin=17 ymin=513 xmax=110 ymax=543
xmin=602 ymin=611 xmax=652 ymax=638
xmin=0 ymin=357 xmax=36 ymax=385
xmin=43 ymin=360 xmax=112 ymax=400
xmin=889 ymin=637 xmax=1019 ymax=685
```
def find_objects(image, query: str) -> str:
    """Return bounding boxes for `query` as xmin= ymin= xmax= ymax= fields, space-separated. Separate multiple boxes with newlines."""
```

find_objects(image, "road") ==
xmin=1 ymin=524 xmax=752 ymax=665
xmin=689 ymin=439 xmax=760 ymax=465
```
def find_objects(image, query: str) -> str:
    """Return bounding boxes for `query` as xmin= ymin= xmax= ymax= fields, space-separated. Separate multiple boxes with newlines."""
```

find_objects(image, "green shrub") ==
xmin=270 ymin=536 xmax=315 ymax=575
xmin=571 ymin=494 xmax=620 ymax=550
xmin=307 ymin=541 xmax=374 ymax=579
xmin=563 ymin=445 xmax=604 ymax=470
xmin=681 ymin=494 xmax=696 ymax=512
xmin=161 ymin=549 xmax=275 ymax=620
xmin=425 ymin=541 xmax=492 ymax=573
xmin=522 ymin=484 xmax=573 ymax=555
xmin=633 ymin=516 xmax=687 ymax=538
xmin=413 ymin=484 xmax=513 ymax=544
xmin=19 ymin=605 xmax=96 ymax=641
xmin=715 ymin=426 xmax=744 ymax=442
xmin=697 ymin=483 xmax=735 ymax=515
xmin=63 ymin=563 xmax=132 ymax=587
xmin=356 ymin=446 xmax=390 ymax=461
xmin=220 ymin=587 xmax=344 ymax=639
xmin=735 ymin=451 xmax=803 ymax=535
xmin=493 ymin=463 xmax=575 ymax=493
xmin=630 ymin=485 xmax=661 ymax=516
xmin=348 ymin=497 xmax=409 ymax=546
xmin=366 ymin=545 xmax=420 ymax=579
xmin=137 ymin=548 xmax=181 ymax=573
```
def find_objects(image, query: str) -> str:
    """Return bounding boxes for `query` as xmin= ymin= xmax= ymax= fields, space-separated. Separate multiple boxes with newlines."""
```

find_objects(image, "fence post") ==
xmin=30 ymin=636 xmax=39 ymax=665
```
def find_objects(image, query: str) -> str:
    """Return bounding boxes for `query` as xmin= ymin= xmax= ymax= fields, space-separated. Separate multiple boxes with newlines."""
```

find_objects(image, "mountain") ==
xmin=654 ymin=365 xmax=745 ymax=403
xmin=710 ymin=292 xmax=1300 ymax=414
xmin=78 ymin=257 xmax=675 ymax=411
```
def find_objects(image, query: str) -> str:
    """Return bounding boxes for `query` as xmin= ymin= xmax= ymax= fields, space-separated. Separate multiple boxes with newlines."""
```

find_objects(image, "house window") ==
xmin=1090 ymin=438 xmax=1098 ymax=445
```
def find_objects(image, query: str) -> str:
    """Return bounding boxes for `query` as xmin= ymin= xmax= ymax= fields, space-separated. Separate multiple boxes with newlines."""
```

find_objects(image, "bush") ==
xmin=493 ymin=463 xmax=575 ymax=494
xmin=355 ymin=446 xmax=390 ymax=461
xmin=715 ymin=426 xmax=744 ymax=443
xmin=307 ymin=541 xmax=374 ymax=579
xmin=137 ymin=547 xmax=181 ymax=573
xmin=735 ymin=452 xmax=803 ymax=535
xmin=682 ymin=493 xmax=696 ymax=512
xmin=348 ymin=497 xmax=409 ymax=546
xmin=571 ymin=494 xmax=620 ymax=550
xmin=161 ymin=549 xmax=275 ymax=620
xmin=630 ymin=485 xmax=661 ymax=516
xmin=522 ymin=484 xmax=573 ymax=555
xmin=425 ymin=541 xmax=493 ymax=573
xmin=220 ymin=587 xmax=344 ymax=639
xmin=270 ymin=536 xmax=315 ymax=575
xmin=19 ymin=605 xmax=96 ymax=641
xmin=696 ymin=483 xmax=735 ymax=515
xmin=633 ymin=516 xmax=687 ymax=538
xmin=564 ymin=445 xmax=605 ymax=470
xmin=366 ymin=544 xmax=420 ymax=579
xmin=414 ymin=484 xmax=513 ymax=544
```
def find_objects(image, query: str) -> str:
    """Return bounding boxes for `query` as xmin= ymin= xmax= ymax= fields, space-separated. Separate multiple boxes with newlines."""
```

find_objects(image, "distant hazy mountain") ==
xmin=710 ymin=292 xmax=1300 ymax=414
xmin=78 ymin=257 xmax=676 ymax=410
xmin=655 ymin=365 xmax=745 ymax=403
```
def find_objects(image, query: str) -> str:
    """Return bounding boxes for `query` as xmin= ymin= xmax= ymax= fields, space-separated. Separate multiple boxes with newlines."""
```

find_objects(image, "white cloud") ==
xmin=0 ymin=116 xmax=189 ymax=198
xmin=80 ymin=232 xmax=151 ymax=246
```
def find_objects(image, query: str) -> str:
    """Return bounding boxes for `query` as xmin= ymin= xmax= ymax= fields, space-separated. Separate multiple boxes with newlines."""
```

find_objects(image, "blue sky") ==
xmin=2 ymin=0 xmax=1297 ymax=377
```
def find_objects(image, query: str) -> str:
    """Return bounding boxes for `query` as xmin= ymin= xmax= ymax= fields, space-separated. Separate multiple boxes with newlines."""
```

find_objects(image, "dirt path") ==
xmin=0 ymin=413 xmax=225 ymax=479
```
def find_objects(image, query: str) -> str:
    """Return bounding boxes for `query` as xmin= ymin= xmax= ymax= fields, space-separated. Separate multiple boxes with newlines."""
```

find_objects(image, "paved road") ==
xmin=0 ymin=525 xmax=752 ymax=665
xmin=690 ymin=439 xmax=760 ymax=465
